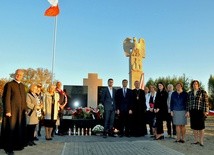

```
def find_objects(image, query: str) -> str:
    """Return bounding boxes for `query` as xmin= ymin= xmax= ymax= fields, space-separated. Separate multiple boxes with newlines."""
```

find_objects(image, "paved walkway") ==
xmin=0 ymin=133 xmax=184 ymax=155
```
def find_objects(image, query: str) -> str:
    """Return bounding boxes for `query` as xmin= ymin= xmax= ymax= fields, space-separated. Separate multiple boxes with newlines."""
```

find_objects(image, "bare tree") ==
xmin=145 ymin=74 xmax=190 ymax=91
xmin=0 ymin=78 xmax=10 ymax=119
xmin=0 ymin=68 xmax=53 ymax=119
xmin=208 ymin=75 xmax=214 ymax=109
xmin=0 ymin=78 xmax=9 ymax=97
xmin=9 ymin=68 xmax=53 ymax=89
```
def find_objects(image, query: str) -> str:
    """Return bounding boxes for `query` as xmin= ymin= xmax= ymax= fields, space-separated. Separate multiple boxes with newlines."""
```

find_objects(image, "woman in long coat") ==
xmin=154 ymin=82 xmax=168 ymax=140
xmin=43 ymin=84 xmax=60 ymax=140
xmin=26 ymin=84 xmax=42 ymax=146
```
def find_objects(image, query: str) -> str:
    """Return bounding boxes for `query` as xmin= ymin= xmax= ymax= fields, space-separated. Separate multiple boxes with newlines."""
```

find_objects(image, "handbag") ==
xmin=28 ymin=107 xmax=34 ymax=116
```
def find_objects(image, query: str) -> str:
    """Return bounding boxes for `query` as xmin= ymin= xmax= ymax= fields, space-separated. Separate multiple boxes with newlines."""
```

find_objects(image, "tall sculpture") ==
xmin=123 ymin=37 xmax=145 ymax=89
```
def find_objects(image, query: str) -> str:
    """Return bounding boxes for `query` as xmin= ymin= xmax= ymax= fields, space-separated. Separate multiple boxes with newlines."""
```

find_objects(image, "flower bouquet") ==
xmin=97 ymin=103 xmax=104 ymax=118
xmin=90 ymin=104 xmax=104 ymax=119
xmin=63 ymin=104 xmax=104 ymax=120
xmin=62 ymin=107 xmax=73 ymax=119
xmin=63 ymin=107 xmax=73 ymax=116
xmin=83 ymin=107 xmax=93 ymax=119
xmin=71 ymin=107 xmax=93 ymax=119
xmin=92 ymin=124 xmax=104 ymax=135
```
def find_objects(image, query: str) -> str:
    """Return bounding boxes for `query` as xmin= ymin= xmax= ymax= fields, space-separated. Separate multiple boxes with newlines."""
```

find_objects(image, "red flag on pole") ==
xmin=44 ymin=0 xmax=60 ymax=17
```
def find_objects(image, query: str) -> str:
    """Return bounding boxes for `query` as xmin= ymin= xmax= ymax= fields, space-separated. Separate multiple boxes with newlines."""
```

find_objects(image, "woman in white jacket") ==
xmin=43 ymin=84 xmax=60 ymax=140
xmin=145 ymin=85 xmax=157 ymax=136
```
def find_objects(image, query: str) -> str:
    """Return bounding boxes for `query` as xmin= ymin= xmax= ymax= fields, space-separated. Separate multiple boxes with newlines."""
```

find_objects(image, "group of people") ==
xmin=0 ymin=69 xmax=67 ymax=155
xmin=0 ymin=69 xmax=210 ymax=154
xmin=101 ymin=78 xmax=209 ymax=147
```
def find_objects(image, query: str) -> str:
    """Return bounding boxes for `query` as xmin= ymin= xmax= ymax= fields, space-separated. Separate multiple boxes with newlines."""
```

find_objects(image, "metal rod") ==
xmin=51 ymin=16 xmax=58 ymax=84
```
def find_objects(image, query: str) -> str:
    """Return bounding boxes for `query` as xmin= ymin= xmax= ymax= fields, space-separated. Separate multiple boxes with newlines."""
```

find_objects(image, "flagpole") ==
xmin=51 ymin=16 xmax=58 ymax=84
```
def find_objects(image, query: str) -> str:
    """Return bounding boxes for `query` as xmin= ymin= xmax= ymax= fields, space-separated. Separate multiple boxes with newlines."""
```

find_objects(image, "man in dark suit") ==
xmin=116 ymin=79 xmax=133 ymax=137
xmin=101 ymin=78 xmax=116 ymax=138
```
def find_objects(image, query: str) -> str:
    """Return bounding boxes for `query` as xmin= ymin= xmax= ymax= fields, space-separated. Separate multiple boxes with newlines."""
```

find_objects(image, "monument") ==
xmin=63 ymin=85 xmax=88 ymax=109
xmin=63 ymin=73 xmax=104 ymax=109
xmin=123 ymin=37 xmax=146 ymax=89
xmin=83 ymin=73 xmax=102 ymax=108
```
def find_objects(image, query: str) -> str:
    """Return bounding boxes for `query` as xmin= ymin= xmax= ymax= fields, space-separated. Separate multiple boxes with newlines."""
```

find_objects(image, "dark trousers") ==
xmin=104 ymin=109 xmax=115 ymax=134
xmin=166 ymin=113 xmax=176 ymax=135
xmin=38 ymin=119 xmax=44 ymax=135
xmin=119 ymin=111 xmax=131 ymax=136
xmin=58 ymin=118 xmax=65 ymax=134
xmin=27 ymin=124 xmax=36 ymax=142
xmin=113 ymin=114 xmax=120 ymax=130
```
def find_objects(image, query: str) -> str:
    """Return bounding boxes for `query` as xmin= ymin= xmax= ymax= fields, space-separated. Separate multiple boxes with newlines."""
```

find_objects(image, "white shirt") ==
xmin=167 ymin=91 xmax=173 ymax=113
xmin=108 ymin=87 xmax=113 ymax=98
xmin=108 ymin=87 xmax=113 ymax=104
xmin=145 ymin=92 xmax=156 ymax=111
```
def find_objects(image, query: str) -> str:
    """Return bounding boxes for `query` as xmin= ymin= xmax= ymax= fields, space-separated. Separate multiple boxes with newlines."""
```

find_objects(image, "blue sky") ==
xmin=0 ymin=0 xmax=214 ymax=90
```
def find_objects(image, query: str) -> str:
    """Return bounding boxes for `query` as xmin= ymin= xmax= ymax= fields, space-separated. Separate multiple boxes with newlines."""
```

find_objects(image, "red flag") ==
xmin=44 ymin=0 xmax=60 ymax=17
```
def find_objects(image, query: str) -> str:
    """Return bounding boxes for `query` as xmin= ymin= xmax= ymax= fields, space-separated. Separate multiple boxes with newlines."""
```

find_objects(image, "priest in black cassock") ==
xmin=132 ymin=80 xmax=147 ymax=136
xmin=0 ymin=69 xmax=27 ymax=155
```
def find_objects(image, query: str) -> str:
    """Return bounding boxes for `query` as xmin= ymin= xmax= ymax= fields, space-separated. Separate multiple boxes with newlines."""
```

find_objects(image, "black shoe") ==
xmin=28 ymin=141 xmax=34 ymax=146
xmin=6 ymin=151 xmax=14 ymax=155
xmin=103 ymin=134 xmax=107 ymax=138
xmin=31 ymin=141 xmax=37 ymax=145
xmin=179 ymin=139 xmax=185 ymax=143
xmin=109 ymin=133 xmax=116 ymax=137
xmin=58 ymin=133 xmax=64 ymax=136
xmin=14 ymin=146 xmax=24 ymax=151
xmin=154 ymin=135 xmax=164 ymax=140
xmin=24 ymin=143 xmax=28 ymax=147
xmin=45 ymin=137 xmax=52 ymax=140
xmin=34 ymin=137 xmax=39 ymax=141
xmin=110 ymin=134 xmax=117 ymax=137
xmin=191 ymin=142 xmax=199 ymax=145
xmin=199 ymin=143 xmax=204 ymax=147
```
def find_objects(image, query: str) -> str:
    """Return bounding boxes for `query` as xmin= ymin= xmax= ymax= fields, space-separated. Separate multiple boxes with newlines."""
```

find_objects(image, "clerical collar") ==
xmin=14 ymin=79 xmax=21 ymax=84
